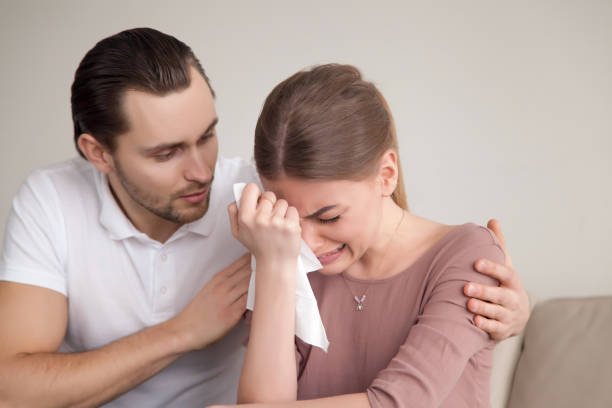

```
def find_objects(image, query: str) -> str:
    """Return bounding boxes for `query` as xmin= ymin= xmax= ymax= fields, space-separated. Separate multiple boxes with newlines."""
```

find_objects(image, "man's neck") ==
xmin=107 ymin=176 xmax=182 ymax=244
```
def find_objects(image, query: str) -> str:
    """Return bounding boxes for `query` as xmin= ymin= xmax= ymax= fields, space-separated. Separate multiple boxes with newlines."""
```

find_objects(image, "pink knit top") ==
xmin=295 ymin=223 xmax=503 ymax=407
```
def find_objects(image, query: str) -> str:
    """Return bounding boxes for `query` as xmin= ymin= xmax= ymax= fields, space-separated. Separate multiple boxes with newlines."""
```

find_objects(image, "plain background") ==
xmin=1 ymin=0 xmax=610 ymax=303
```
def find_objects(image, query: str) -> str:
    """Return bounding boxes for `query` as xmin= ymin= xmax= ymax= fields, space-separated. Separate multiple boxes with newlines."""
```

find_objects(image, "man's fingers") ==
xmin=487 ymin=219 xmax=505 ymax=248
xmin=464 ymin=282 xmax=508 ymax=306
xmin=232 ymin=292 xmax=248 ymax=314
xmin=473 ymin=315 xmax=507 ymax=342
xmin=228 ymin=265 xmax=251 ymax=292
xmin=228 ymin=272 xmax=250 ymax=303
xmin=473 ymin=259 xmax=514 ymax=285
xmin=467 ymin=298 xmax=506 ymax=321
xmin=487 ymin=218 xmax=513 ymax=267
xmin=221 ymin=253 xmax=251 ymax=278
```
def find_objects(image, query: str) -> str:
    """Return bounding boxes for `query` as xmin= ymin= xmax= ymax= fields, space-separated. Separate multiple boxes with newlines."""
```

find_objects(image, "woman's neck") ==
xmin=345 ymin=197 xmax=407 ymax=280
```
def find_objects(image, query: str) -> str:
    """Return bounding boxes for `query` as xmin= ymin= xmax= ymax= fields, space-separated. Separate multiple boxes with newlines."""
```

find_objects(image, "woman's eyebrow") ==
xmin=305 ymin=205 xmax=337 ymax=219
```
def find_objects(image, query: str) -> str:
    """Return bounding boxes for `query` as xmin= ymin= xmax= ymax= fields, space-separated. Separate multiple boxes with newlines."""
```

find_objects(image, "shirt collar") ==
xmin=96 ymin=169 xmax=148 ymax=241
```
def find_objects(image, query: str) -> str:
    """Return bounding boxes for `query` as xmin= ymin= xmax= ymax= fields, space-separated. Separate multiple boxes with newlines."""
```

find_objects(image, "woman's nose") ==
xmin=301 ymin=222 xmax=324 ymax=252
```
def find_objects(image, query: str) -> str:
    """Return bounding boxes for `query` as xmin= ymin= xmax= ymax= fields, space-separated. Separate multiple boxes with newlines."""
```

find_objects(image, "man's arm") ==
xmin=0 ymin=253 xmax=250 ymax=408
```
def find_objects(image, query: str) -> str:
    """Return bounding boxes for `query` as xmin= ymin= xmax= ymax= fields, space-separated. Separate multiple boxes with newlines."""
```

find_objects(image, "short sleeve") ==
xmin=367 ymin=226 xmax=504 ymax=408
xmin=0 ymin=172 xmax=67 ymax=295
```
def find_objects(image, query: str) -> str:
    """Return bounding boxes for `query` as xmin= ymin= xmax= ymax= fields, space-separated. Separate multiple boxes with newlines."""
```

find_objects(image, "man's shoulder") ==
xmin=15 ymin=157 xmax=100 ymax=217
xmin=24 ymin=157 xmax=97 ymax=191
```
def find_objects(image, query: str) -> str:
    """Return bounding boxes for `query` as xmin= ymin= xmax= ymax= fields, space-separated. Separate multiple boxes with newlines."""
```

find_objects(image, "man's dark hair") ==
xmin=71 ymin=27 xmax=214 ymax=158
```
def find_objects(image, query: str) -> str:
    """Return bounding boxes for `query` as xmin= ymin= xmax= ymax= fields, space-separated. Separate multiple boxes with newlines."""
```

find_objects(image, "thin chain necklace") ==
xmin=341 ymin=209 xmax=405 ymax=312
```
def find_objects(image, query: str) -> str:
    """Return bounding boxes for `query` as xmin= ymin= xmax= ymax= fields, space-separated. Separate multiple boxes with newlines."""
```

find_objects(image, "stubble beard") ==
xmin=114 ymin=160 xmax=213 ymax=225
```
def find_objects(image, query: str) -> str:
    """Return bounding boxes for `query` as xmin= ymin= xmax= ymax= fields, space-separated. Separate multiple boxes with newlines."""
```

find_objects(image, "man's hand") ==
xmin=170 ymin=253 xmax=251 ymax=351
xmin=464 ymin=219 xmax=530 ymax=342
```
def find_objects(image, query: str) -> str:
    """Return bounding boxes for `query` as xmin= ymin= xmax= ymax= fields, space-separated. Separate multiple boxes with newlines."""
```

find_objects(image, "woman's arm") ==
xmin=238 ymin=256 xmax=298 ymax=402
xmin=464 ymin=219 xmax=531 ymax=341
xmin=228 ymin=184 xmax=301 ymax=403
xmin=210 ymin=392 xmax=370 ymax=408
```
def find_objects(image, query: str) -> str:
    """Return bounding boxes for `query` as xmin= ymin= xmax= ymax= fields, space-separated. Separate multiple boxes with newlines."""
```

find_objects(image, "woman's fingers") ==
xmin=271 ymin=199 xmax=289 ymax=219
xmin=227 ymin=202 xmax=239 ymax=238
xmin=239 ymin=183 xmax=262 ymax=218
xmin=258 ymin=191 xmax=277 ymax=212
xmin=286 ymin=206 xmax=301 ymax=229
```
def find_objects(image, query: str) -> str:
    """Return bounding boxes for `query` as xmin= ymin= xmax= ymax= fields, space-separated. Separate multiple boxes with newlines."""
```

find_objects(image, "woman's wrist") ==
xmin=255 ymin=256 xmax=298 ymax=276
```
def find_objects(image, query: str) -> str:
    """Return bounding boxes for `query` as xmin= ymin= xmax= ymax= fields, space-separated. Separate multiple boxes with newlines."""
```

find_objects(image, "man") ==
xmin=0 ymin=28 xmax=529 ymax=407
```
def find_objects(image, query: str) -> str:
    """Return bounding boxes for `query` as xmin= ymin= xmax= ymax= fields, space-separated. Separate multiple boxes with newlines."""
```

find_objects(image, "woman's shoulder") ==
xmin=431 ymin=222 xmax=505 ymax=277
xmin=445 ymin=222 xmax=502 ymax=249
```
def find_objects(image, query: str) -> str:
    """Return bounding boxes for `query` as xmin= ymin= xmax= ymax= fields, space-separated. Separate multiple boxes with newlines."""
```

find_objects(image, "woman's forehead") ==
xmin=261 ymin=176 xmax=372 ymax=208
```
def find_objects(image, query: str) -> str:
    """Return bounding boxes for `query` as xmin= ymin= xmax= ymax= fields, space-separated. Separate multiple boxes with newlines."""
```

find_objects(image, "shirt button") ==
xmin=160 ymin=253 xmax=168 ymax=262
xmin=160 ymin=286 xmax=167 ymax=295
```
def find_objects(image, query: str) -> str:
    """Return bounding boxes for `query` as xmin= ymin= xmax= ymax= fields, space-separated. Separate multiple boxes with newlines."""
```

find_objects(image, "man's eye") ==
xmin=198 ymin=132 xmax=215 ymax=145
xmin=319 ymin=216 xmax=340 ymax=224
xmin=155 ymin=151 xmax=174 ymax=161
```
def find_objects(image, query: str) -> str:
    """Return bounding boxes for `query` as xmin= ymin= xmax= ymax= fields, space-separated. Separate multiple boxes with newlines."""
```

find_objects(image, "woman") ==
xmin=224 ymin=64 xmax=527 ymax=407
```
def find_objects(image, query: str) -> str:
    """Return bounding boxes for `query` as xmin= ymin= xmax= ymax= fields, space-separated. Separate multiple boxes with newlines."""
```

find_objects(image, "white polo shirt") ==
xmin=0 ymin=155 xmax=258 ymax=407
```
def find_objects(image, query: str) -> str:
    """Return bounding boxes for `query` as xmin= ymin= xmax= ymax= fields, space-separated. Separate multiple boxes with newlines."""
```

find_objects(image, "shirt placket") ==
xmin=152 ymin=247 xmax=176 ymax=317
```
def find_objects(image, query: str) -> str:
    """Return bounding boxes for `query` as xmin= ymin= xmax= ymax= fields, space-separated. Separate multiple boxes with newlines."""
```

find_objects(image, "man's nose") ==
xmin=184 ymin=150 xmax=212 ymax=183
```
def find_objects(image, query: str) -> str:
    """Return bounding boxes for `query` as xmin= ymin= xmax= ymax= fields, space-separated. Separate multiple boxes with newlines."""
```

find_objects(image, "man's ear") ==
xmin=77 ymin=134 xmax=115 ymax=174
xmin=377 ymin=149 xmax=399 ymax=197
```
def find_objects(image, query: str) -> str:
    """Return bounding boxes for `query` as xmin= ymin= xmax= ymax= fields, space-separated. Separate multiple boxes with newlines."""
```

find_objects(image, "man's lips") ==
xmin=180 ymin=188 xmax=209 ymax=203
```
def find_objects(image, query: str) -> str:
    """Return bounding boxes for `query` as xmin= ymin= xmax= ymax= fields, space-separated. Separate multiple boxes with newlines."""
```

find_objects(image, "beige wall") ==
xmin=1 ymin=0 xmax=610 ymax=301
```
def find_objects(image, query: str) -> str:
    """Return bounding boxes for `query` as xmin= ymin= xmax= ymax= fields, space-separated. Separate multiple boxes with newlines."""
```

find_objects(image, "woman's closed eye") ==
xmin=319 ymin=215 xmax=340 ymax=224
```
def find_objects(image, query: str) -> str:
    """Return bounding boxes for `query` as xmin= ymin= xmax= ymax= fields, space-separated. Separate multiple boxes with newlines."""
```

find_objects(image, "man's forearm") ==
xmin=0 ymin=319 xmax=188 ymax=408
xmin=213 ymin=393 xmax=370 ymax=408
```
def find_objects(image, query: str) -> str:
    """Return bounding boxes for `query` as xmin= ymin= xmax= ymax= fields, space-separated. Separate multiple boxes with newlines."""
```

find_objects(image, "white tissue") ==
xmin=233 ymin=183 xmax=329 ymax=352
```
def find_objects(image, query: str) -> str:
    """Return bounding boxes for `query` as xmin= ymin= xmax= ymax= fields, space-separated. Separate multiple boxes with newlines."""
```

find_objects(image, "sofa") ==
xmin=489 ymin=295 xmax=612 ymax=408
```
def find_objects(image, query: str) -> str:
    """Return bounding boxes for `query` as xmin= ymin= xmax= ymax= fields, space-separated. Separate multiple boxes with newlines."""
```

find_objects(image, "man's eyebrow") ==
xmin=305 ymin=205 xmax=337 ymax=219
xmin=141 ymin=117 xmax=219 ymax=155
xmin=202 ymin=117 xmax=219 ymax=137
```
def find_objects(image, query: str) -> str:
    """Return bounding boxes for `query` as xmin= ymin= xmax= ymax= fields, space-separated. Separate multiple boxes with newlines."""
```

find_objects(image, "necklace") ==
xmin=341 ymin=209 xmax=405 ymax=312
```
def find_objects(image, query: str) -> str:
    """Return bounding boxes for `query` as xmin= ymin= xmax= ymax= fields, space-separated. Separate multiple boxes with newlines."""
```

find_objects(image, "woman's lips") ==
xmin=317 ymin=244 xmax=346 ymax=265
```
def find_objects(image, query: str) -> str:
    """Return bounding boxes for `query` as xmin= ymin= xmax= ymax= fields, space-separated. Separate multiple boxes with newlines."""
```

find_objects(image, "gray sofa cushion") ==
xmin=507 ymin=296 xmax=612 ymax=408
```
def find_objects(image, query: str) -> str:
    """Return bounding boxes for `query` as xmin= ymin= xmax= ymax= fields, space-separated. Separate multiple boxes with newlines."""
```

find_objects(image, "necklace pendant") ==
xmin=354 ymin=295 xmax=366 ymax=311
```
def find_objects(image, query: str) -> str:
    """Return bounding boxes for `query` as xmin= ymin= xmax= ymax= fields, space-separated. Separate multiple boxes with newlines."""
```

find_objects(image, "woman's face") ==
xmin=261 ymin=176 xmax=384 ymax=275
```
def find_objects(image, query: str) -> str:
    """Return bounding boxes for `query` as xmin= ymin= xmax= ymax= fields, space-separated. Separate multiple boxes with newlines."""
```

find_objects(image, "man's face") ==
xmin=109 ymin=67 xmax=218 ymax=226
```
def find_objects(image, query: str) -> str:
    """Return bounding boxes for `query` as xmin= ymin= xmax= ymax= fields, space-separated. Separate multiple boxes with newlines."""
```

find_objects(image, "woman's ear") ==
xmin=77 ymin=134 xmax=116 ymax=174
xmin=377 ymin=149 xmax=399 ymax=197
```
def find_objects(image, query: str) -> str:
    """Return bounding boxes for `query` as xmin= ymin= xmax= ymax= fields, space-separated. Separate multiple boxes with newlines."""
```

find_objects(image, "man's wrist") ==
xmin=157 ymin=316 xmax=195 ymax=355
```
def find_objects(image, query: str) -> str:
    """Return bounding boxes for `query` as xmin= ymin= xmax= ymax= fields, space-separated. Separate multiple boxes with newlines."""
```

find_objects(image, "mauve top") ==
xmin=295 ymin=223 xmax=504 ymax=407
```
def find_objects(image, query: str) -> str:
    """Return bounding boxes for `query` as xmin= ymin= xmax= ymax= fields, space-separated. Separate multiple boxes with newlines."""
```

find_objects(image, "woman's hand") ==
xmin=464 ymin=219 xmax=531 ymax=342
xmin=228 ymin=183 xmax=302 ymax=269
